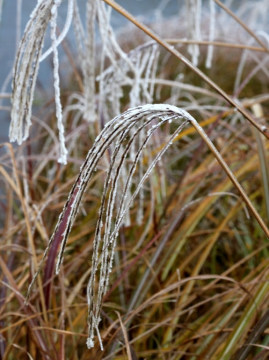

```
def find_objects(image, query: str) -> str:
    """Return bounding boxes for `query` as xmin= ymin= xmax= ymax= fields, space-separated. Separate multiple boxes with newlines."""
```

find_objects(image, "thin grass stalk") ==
xmin=116 ymin=311 xmax=132 ymax=360
xmin=167 ymin=39 xmax=268 ymax=53
xmin=206 ymin=0 xmax=215 ymax=68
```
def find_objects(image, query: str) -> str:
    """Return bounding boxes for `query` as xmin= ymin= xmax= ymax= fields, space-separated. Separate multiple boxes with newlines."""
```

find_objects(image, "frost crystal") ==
xmin=86 ymin=337 xmax=94 ymax=349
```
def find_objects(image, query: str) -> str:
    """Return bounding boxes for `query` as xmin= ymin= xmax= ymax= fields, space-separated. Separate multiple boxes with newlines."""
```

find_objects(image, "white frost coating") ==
xmin=51 ymin=0 xmax=68 ymax=164
xmin=83 ymin=106 xmax=190 ymax=347
xmin=187 ymin=0 xmax=201 ymax=66
xmin=10 ymin=1 xmax=53 ymax=144
xmin=81 ymin=0 xmax=97 ymax=122
xmin=206 ymin=0 xmax=215 ymax=69
xmin=86 ymin=338 xmax=94 ymax=349
xmin=9 ymin=0 xmax=65 ymax=151
xmin=72 ymin=0 xmax=86 ymax=68
xmin=40 ymin=0 xmax=74 ymax=62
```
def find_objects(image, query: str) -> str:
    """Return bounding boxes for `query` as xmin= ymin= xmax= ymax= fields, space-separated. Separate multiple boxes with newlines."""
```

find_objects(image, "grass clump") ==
xmin=1 ymin=0 xmax=269 ymax=359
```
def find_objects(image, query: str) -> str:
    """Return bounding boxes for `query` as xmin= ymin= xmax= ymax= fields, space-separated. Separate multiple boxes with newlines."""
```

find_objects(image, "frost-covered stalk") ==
xmin=71 ymin=0 xmax=135 ymax=123
xmin=186 ymin=0 xmax=202 ymax=66
xmin=51 ymin=0 xmax=68 ymax=164
xmin=40 ymin=0 xmax=74 ymax=62
xmin=206 ymin=0 xmax=215 ymax=69
xmin=27 ymin=103 xmax=264 ymax=350
xmin=82 ymin=0 xmax=97 ymax=122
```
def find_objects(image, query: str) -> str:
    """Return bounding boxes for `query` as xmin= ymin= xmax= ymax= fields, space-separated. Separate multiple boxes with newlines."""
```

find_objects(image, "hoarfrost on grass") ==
xmin=40 ymin=0 xmax=74 ymax=62
xmin=26 ymin=103 xmax=233 ymax=350
xmin=8 ymin=0 xmax=269 ymax=353
xmin=9 ymin=0 xmax=56 ymax=145
xmin=186 ymin=0 xmax=201 ymax=66
xmin=9 ymin=0 xmax=67 ymax=164
xmin=206 ymin=0 xmax=215 ymax=69
xmin=51 ymin=0 xmax=68 ymax=164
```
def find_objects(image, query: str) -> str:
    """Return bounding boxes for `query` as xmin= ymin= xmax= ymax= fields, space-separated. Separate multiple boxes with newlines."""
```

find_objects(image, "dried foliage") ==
xmin=1 ymin=0 xmax=269 ymax=359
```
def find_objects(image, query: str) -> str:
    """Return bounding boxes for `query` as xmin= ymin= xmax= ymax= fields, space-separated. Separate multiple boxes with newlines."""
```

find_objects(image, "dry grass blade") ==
xmin=167 ymin=38 xmax=268 ymax=53
xmin=116 ymin=311 xmax=133 ymax=360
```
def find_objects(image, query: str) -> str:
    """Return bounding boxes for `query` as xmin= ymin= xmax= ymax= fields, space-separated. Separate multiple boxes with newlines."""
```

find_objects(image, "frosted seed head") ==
xmin=86 ymin=337 xmax=94 ymax=349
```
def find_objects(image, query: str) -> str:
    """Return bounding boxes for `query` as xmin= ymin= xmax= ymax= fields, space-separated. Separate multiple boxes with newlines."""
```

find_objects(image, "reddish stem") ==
xmin=43 ymin=179 xmax=81 ymax=308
